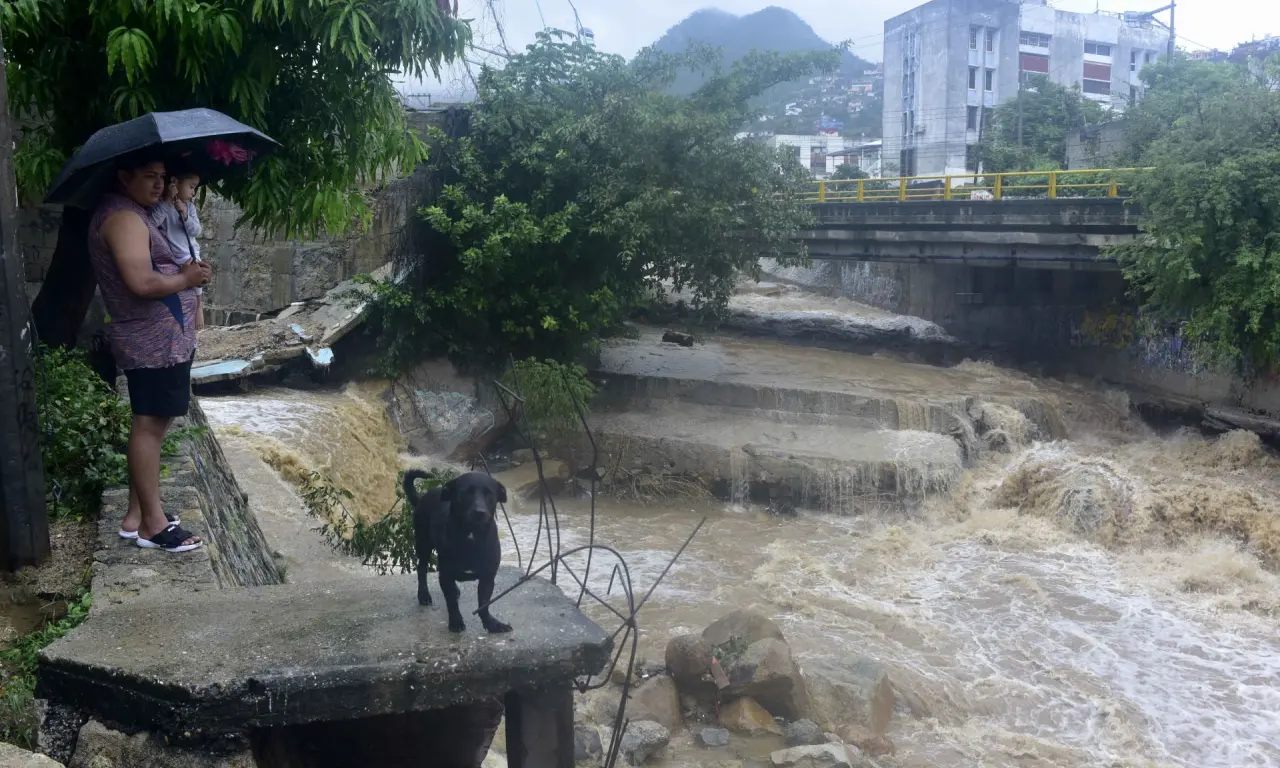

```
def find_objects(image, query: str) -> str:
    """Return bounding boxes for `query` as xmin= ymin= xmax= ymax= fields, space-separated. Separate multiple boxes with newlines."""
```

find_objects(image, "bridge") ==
xmin=797 ymin=169 xmax=1144 ymax=270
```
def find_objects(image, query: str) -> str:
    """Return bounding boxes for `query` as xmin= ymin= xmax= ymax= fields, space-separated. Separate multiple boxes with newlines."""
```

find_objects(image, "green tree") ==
xmin=367 ymin=32 xmax=829 ymax=368
xmin=1109 ymin=57 xmax=1280 ymax=369
xmin=1 ymin=0 xmax=470 ymax=347
xmin=830 ymin=163 xmax=868 ymax=181
xmin=977 ymin=76 xmax=1107 ymax=172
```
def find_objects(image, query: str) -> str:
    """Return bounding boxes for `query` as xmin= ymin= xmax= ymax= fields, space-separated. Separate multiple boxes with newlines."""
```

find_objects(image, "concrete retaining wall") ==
xmin=38 ymin=395 xmax=282 ymax=764
xmin=762 ymin=257 xmax=1280 ymax=420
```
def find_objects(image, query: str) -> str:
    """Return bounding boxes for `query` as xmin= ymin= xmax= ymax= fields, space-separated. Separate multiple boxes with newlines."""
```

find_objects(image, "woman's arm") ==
xmin=103 ymin=210 xmax=208 ymax=298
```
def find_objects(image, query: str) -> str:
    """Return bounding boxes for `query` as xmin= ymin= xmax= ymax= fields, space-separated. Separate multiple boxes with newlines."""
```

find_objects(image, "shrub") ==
xmin=36 ymin=347 xmax=131 ymax=519
xmin=300 ymin=467 xmax=457 ymax=574
xmin=0 ymin=591 xmax=91 ymax=750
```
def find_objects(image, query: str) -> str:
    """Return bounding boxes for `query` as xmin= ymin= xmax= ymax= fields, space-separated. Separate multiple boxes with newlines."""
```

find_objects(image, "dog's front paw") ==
xmin=418 ymin=592 xmax=433 ymax=606
xmin=448 ymin=617 xmax=467 ymax=633
xmin=482 ymin=617 xmax=512 ymax=634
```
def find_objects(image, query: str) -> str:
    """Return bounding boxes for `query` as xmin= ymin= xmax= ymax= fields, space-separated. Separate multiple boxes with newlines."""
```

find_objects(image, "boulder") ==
xmin=0 ymin=743 xmax=63 ymax=767
xmin=784 ymin=719 xmax=825 ymax=747
xmin=719 ymin=697 xmax=782 ymax=736
xmin=69 ymin=720 xmax=255 ymax=768
xmin=696 ymin=727 xmax=730 ymax=748
xmin=574 ymin=723 xmax=603 ymax=762
xmin=665 ymin=634 xmax=713 ymax=684
xmin=703 ymin=608 xmax=786 ymax=648
xmin=629 ymin=675 xmax=682 ymax=732
xmin=722 ymin=638 xmax=810 ymax=720
xmin=575 ymin=688 xmax=621 ymax=726
xmin=769 ymin=743 xmax=855 ymax=768
xmin=805 ymin=659 xmax=895 ymax=734
xmin=618 ymin=720 xmax=670 ymax=765
xmin=839 ymin=725 xmax=895 ymax=758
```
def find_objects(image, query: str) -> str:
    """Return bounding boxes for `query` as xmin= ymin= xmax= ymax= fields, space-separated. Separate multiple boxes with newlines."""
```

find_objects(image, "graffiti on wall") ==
xmin=1071 ymin=308 xmax=1211 ymax=376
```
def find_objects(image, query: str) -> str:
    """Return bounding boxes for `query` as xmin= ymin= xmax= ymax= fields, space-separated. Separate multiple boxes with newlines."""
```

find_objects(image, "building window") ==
xmin=1145 ymin=51 xmax=1154 ymax=63
xmin=969 ymin=26 xmax=979 ymax=50
xmin=1019 ymin=31 xmax=1051 ymax=48
xmin=902 ymin=112 xmax=909 ymax=136
xmin=1084 ymin=41 xmax=1112 ymax=57
xmin=968 ymin=66 xmax=978 ymax=90
xmin=1020 ymin=53 xmax=1050 ymax=73
xmin=1083 ymin=79 xmax=1111 ymax=95
xmin=1084 ymin=62 xmax=1111 ymax=80
xmin=967 ymin=105 xmax=978 ymax=130
xmin=1130 ymin=51 xmax=1138 ymax=71
xmin=985 ymin=28 xmax=994 ymax=52
xmin=811 ymin=148 xmax=827 ymax=174
xmin=984 ymin=68 xmax=995 ymax=92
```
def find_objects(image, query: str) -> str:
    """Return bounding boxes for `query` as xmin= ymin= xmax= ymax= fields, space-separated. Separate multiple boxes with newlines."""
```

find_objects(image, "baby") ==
xmin=150 ymin=169 xmax=204 ymax=329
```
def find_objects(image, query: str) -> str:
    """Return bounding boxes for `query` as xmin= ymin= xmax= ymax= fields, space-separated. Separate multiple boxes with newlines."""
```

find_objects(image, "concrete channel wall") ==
xmin=36 ymin=395 xmax=282 ymax=765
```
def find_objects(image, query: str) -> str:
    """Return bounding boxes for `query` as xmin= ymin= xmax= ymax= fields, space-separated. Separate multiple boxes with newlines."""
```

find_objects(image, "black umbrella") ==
xmin=45 ymin=108 xmax=279 ymax=208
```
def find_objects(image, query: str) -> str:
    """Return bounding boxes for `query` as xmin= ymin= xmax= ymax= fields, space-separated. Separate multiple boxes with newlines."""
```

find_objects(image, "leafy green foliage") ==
xmin=710 ymin=634 xmax=749 ymax=667
xmin=300 ymin=467 xmax=457 ymax=574
xmin=2 ymin=0 xmax=470 ymax=236
xmin=369 ymin=32 xmax=825 ymax=368
xmin=977 ymin=77 xmax=1107 ymax=172
xmin=36 ymin=347 xmax=131 ymax=520
xmin=0 ymin=591 xmax=91 ymax=750
xmin=1109 ymin=57 xmax=1280 ymax=369
xmin=830 ymin=163 xmax=868 ymax=181
xmin=500 ymin=358 xmax=595 ymax=437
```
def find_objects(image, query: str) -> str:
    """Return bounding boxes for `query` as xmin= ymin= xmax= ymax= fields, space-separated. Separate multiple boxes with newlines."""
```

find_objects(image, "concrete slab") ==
xmin=38 ymin=568 xmax=610 ymax=741
xmin=589 ymin=403 xmax=963 ymax=509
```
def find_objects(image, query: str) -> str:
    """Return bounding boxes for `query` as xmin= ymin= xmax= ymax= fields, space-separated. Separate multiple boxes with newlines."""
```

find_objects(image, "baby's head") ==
xmin=169 ymin=171 xmax=200 ymax=203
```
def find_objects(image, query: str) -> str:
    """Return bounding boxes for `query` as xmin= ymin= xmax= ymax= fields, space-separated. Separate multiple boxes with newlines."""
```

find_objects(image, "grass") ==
xmin=0 ymin=591 xmax=91 ymax=750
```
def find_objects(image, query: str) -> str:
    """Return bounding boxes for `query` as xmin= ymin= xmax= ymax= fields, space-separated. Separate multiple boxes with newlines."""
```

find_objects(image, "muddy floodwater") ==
xmin=200 ymin=288 xmax=1280 ymax=768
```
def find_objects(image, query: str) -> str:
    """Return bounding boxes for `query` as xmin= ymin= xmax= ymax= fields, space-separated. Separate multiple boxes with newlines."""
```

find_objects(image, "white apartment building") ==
xmin=882 ymin=0 xmax=1170 ymax=177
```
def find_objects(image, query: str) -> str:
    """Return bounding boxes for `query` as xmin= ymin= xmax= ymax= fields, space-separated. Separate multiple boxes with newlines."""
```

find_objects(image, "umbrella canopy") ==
xmin=45 ymin=108 xmax=279 ymax=208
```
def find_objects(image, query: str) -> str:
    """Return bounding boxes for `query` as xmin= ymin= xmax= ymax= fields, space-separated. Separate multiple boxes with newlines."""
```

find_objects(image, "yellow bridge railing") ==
xmin=805 ymin=168 xmax=1148 ymax=203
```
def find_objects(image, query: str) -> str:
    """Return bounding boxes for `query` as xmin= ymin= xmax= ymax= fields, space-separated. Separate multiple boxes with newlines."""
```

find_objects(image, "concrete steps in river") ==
xmin=585 ymin=329 xmax=1065 ymax=512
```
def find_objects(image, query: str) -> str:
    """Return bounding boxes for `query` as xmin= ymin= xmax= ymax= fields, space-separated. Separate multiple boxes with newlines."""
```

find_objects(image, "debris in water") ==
xmin=661 ymin=330 xmax=695 ymax=347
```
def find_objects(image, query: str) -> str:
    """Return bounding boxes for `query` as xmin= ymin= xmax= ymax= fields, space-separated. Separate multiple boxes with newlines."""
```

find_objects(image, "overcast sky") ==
xmin=400 ymin=0 xmax=1280 ymax=98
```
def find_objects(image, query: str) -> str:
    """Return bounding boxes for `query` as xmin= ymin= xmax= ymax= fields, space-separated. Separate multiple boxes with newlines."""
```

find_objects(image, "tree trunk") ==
xmin=30 ymin=207 xmax=95 ymax=349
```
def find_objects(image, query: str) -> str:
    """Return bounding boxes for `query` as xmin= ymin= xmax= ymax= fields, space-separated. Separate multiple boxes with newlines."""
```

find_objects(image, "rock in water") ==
xmin=662 ymin=330 xmax=695 ymax=347
xmin=722 ymin=638 xmax=811 ymax=720
xmin=840 ymin=724 xmax=895 ymax=757
xmin=0 ymin=743 xmax=63 ymax=767
xmin=703 ymin=608 xmax=787 ymax=648
xmin=720 ymin=696 xmax=783 ymax=736
xmin=619 ymin=720 xmax=670 ymax=765
xmin=629 ymin=675 xmax=682 ymax=732
xmin=785 ymin=719 xmax=825 ymax=747
xmin=805 ymin=659 xmax=895 ymax=735
xmin=574 ymin=723 xmax=603 ymax=762
xmin=696 ymin=727 xmax=731 ymax=748
xmin=770 ymin=743 xmax=856 ymax=768
xmin=665 ymin=634 xmax=713 ymax=685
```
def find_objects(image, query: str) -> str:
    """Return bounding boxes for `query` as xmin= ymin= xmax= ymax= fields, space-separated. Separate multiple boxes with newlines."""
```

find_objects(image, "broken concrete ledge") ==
xmin=39 ymin=569 xmax=610 ymax=744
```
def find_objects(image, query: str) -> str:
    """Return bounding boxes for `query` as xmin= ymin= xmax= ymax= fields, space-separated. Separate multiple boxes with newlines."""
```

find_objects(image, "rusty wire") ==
xmin=472 ymin=358 xmax=707 ymax=767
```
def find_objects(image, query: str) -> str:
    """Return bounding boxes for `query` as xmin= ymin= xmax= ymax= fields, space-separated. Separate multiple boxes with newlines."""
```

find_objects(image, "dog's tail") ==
xmin=402 ymin=469 xmax=432 ymax=509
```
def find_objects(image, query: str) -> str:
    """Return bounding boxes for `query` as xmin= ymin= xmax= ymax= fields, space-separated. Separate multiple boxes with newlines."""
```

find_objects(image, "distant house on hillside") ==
xmin=744 ymin=134 xmax=873 ymax=178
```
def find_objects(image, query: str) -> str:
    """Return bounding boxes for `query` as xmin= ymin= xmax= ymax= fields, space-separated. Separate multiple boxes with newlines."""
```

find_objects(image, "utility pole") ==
xmin=1124 ymin=2 xmax=1177 ymax=59
xmin=1017 ymin=69 xmax=1024 ymax=148
xmin=0 ymin=27 xmax=50 ymax=570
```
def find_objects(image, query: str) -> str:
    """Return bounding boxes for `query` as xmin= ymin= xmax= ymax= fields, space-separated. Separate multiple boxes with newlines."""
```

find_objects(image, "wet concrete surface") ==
xmin=38 ymin=568 xmax=610 ymax=741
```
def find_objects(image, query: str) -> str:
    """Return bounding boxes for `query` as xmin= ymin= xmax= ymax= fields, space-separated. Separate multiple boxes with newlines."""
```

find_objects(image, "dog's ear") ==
xmin=491 ymin=478 xmax=507 ymax=504
xmin=438 ymin=479 xmax=457 ymax=502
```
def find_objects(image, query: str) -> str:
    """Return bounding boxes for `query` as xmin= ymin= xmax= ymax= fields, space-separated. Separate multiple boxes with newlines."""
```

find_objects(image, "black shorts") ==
xmin=124 ymin=358 xmax=194 ymax=418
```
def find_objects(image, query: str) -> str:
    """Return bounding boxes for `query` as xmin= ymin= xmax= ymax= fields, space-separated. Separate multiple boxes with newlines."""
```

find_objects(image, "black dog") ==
xmin=403 ymin=470 xmax=512 ymax=634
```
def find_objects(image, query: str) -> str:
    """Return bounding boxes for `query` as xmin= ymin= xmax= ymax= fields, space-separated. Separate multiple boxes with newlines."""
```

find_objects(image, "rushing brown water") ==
xmin=201 ymin=309 xmax=1280 ymax=768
